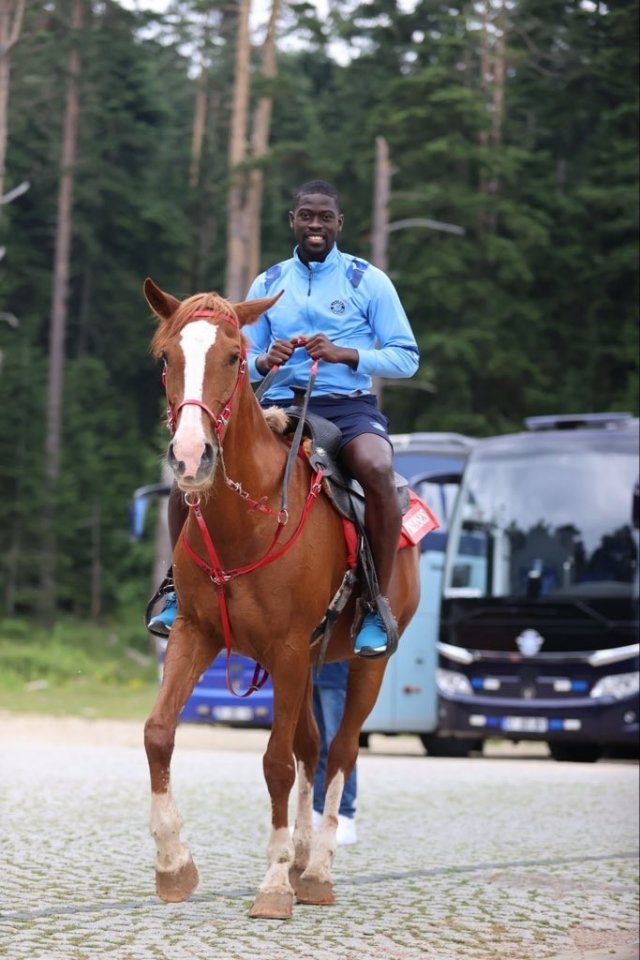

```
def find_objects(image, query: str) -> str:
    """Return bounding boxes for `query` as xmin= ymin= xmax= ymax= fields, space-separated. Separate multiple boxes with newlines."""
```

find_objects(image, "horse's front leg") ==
xmin=249 ymin=658 xmax=309 ymax=921
xmin=144 ymin=616 xmax=217 ymax=903
xmin=288 ymin=672 xmax=320 ymax=893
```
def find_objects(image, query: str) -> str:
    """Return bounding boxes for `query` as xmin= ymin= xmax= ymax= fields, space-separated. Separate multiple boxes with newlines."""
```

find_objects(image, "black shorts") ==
xmin=262 ymin=394 xmax=391 ymax=450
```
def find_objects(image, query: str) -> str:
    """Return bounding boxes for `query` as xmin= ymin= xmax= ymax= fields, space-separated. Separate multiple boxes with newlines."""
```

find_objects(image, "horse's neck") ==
xmin=203 ymin=392 xmax=291 ymax=522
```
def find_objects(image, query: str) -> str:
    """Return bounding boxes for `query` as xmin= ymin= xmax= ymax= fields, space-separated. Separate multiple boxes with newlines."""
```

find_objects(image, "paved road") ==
xmin=0 ymin=715 xmax=638 ymax=960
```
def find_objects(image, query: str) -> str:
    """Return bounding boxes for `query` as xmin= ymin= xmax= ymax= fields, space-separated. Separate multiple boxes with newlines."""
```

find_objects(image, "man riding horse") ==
xmin=150 ymin=179 xmax=419 ymax=657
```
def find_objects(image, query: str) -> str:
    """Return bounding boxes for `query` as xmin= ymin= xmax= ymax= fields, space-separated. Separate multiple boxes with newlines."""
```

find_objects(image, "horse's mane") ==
xmin=150 ymin=292 xmax=239 ymax=359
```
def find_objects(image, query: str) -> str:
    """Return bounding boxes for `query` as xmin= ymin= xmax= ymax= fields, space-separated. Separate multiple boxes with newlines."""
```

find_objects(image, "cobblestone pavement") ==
xmin=0 ymin=716 xmax=638 ymax=960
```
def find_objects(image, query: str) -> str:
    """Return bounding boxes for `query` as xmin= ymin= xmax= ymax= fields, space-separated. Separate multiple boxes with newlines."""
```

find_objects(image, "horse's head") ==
xmin=145 ymin=278 xmax=282 ymax=491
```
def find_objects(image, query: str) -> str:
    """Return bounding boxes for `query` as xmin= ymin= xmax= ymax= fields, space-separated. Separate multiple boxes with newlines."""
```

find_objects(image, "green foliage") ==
xmin=0 ymin=613 xmax=157 ymax=691
xmin=0 ymin=0 xmax=636 ymax=622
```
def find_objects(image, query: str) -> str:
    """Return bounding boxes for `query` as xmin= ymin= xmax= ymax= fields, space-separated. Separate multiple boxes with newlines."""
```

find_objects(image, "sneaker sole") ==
xmin=355 ymin=644 xmax=388 ymax=659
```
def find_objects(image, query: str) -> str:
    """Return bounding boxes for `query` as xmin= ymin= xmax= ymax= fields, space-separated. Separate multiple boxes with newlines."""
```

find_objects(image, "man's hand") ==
xmin=257 ymin=338 xmax=296 ymax=374
xmin=257 ymin=334 xmax=358 ymax=374
xmin=304 ymin=333 xmax=358 ymax=370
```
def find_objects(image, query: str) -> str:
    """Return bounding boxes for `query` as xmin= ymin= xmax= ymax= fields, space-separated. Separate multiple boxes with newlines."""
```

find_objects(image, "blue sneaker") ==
xmin=354 ymin=610 xmax=388 ymax=658
xmin=148 ymin=591 xmax=178 ymax=637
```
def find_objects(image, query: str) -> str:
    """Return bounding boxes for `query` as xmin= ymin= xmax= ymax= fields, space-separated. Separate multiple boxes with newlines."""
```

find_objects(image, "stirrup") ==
xmin=147 ymin=592 xmax=177 ymax=638
xmin=353 ymin=595 xmax=398 ymax=660
xmin=145 ymin=568 xmax=175 ymax=638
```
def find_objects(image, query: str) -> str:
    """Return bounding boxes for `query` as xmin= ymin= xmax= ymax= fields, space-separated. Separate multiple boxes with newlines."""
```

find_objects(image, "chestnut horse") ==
xmin=142 ymin=278 xmax=420 ymax=920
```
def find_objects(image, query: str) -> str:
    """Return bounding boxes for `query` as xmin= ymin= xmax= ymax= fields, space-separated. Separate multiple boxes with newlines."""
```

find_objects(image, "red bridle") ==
xmin=163 ymin=309 xmax=247 ymax=441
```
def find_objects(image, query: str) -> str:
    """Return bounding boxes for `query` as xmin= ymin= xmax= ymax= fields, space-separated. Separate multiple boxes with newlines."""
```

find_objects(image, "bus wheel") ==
xmin=420 ymin=735 xmax=481 ymax=758
xmin=548 ymin=741 xmax=602 ymax=763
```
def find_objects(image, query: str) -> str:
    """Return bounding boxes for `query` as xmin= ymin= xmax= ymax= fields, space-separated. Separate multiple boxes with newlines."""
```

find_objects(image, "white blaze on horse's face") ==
xmin=170 ymin=320 xmax=219 ymax=487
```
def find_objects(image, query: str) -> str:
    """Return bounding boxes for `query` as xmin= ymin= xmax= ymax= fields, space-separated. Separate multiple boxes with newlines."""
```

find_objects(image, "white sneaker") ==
xmin=336 ymin=815 xmax=357 ymax=846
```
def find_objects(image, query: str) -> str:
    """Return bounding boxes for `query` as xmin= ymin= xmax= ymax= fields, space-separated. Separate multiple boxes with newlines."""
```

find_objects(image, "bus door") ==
xmin=364 ymin=469 xmax=463 ymax=735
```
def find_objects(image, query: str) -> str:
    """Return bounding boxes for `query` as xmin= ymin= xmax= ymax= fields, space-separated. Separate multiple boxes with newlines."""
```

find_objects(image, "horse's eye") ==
xmin=229 ymin=353 xmax=239 ymax=366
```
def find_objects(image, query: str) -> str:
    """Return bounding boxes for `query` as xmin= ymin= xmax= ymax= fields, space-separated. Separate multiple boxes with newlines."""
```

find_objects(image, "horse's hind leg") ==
xmin=299 ymin=657 xmax=386 ymax=902
xmin=144 ymin=618 xmax=216 ymax=903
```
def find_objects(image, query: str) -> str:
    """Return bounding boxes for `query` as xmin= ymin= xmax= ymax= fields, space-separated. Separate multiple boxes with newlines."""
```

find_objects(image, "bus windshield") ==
xmin=445 ymin=443 xmax=639 ymax=600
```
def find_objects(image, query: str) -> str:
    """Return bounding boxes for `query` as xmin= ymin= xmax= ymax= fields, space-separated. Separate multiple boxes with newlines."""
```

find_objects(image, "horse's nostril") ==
xmin=167 ymin=445 xmax=184 ymax=476
xmin=202 ymin=442 xmax=214 ymax=469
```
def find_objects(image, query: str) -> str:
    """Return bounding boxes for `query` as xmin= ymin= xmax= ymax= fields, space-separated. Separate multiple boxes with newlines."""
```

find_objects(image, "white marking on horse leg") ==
xmin=257 ymin=826 xmax=295 ymax=896
xmin=292 ymin=761 xmax=314 ymax=871
xmin=150 ymin=791 xmax=191 ymax=874
xmin=172 ymin=320 xmax=218 ymax=475
xmin=304 ymin=771 xmax=344 ymax=882
xmin=294 ymin=761 xmax=314 ymax=839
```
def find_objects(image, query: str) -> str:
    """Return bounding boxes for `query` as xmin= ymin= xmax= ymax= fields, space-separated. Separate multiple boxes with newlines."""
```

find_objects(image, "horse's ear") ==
xmin=144 ymin=278 xmax=181 ymax=320
xmin=232 ymin=290 xmax=284 ymax=328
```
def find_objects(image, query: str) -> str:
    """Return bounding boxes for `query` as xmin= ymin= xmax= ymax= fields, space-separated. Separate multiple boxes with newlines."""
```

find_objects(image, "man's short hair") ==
xmin=292 ymin=180 xmax=341 ymax=210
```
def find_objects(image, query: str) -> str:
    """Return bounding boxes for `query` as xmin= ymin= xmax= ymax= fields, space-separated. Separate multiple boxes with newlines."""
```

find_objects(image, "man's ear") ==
xmin=288 ymin=210 xmax=295 ymax=229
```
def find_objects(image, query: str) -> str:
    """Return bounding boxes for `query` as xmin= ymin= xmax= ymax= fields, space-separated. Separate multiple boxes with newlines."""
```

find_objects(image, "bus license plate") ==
xmin=502 ymin=716 xmax=548 ymax=733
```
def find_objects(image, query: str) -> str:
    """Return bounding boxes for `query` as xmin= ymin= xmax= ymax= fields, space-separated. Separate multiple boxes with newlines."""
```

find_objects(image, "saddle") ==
xmin=284 ymin=407 xmax=410 ymax=522
xmin=283 ymin=406 xmax=411 ymax=663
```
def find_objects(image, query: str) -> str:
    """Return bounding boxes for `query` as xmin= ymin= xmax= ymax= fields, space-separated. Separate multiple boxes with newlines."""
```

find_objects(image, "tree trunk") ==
xmin=0 ymin=0 xmax=25 ymax=207
xmin=477 ymin=0 xmax=508 ymax=234
xmin=492 ymin=0 xmax=507 ymax=148
xmin=245 ymin=0 xmax=281 ymax=283
xmin=371 ymin=135 xmax=390 ymax=273
xmin=42 ymin=0 xmax=83 ymax=617
xmin=225 ymin=0 xmax=252 ymax=300
xmin=190 ymin=65 xmax=208 ymax=190
xmin=153 ymin=463 xmax=173 ymax=594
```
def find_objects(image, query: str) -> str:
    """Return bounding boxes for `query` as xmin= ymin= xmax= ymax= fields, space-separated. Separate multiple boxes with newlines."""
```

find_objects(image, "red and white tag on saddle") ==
xmin=400 ymin=491 xmax=440 ymax=547
xmin=340 ymin=490 xmax=440 ymax=567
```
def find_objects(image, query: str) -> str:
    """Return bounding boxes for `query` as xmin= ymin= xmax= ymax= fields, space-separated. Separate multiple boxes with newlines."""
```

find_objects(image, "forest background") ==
xmin=0 ymin=0 xmax=637 ymax=650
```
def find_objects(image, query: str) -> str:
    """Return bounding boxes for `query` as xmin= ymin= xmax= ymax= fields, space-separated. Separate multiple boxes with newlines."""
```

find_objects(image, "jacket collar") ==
xmin=293 ymin=243 xmax=341 ymax=274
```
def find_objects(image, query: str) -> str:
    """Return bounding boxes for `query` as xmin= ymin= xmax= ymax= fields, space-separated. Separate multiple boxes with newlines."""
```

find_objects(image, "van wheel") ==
xmin=548 ymin=741 xmax=601 ymax=763
xmin=420 ymin=735 xmax=481 ymax=758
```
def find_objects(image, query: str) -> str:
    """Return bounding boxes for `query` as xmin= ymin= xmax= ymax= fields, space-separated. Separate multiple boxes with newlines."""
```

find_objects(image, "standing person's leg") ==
xmin=312 ymin=665 xmax=358 ymax=844
xmin=312 ymin=682 xmax=328 ymax=818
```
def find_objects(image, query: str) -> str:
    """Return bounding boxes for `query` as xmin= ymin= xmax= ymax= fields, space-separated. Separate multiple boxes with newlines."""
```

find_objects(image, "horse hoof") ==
xmin=249 ymin=890 xmax=294 ymax=920
xmin=288 ymin=866 xmax=305 ymax=895
xmin=295 ymin=875 xmax=335 ymax=905
xmin=155 ymin=857 xmax=199 ymax=902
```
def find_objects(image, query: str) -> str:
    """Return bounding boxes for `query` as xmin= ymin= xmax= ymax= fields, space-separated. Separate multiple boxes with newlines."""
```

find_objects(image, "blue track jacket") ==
xmin=244 ymin=245 xmax=419 ymax=401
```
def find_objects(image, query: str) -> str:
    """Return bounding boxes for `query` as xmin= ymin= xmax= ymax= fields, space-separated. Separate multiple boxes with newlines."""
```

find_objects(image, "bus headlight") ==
xmin=437 ymin=668 xmax=473 ymax=697
xmin=590 ymin=672 xmax=639 ymax=700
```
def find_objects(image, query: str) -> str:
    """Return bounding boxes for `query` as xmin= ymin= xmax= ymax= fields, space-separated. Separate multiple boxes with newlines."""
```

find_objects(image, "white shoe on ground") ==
xmin=336 ymin=814 xmax=357 ymax=846
xmin=312 ymin=811 xmax=357 ymax=844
